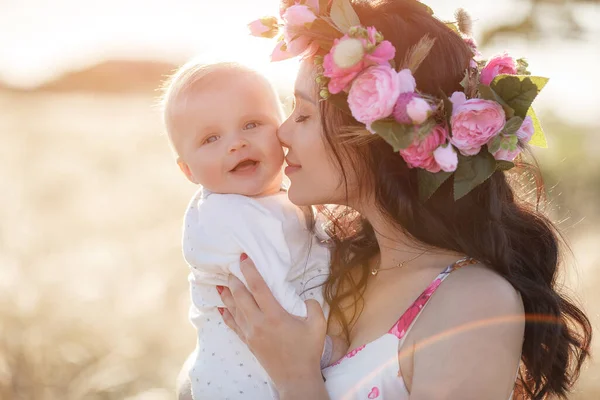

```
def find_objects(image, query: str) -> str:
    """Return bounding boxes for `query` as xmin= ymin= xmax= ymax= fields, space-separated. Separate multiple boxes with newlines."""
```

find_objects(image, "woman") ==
xmin=215 ymin=0 xmax=592 ymax=399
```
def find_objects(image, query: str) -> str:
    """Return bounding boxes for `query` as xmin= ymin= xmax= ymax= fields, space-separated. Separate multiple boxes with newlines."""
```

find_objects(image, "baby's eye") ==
xmin=203 ymin=135 xmax=219 ymax=145
xmin=244 ymin=122 xmax=259 ymax=130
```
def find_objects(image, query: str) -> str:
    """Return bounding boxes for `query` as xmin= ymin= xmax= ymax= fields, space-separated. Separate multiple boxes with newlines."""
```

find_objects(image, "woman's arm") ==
xmin=219 ymin=257 xmax=330 ymax=400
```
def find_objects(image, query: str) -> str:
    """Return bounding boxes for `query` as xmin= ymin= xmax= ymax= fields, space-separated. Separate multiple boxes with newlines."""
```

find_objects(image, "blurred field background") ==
xmin=0 ymin=0 xmax=599 ymax=399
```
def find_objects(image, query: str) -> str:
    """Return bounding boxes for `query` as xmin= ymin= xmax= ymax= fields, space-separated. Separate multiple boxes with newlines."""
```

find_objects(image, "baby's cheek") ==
xmin=197 ymin=163 xmax=225 ymax=191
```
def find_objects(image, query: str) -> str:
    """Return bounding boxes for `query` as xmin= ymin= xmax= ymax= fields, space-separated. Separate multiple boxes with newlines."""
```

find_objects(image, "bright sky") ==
xmin=1 ymin=0 xmax=599 ymax=122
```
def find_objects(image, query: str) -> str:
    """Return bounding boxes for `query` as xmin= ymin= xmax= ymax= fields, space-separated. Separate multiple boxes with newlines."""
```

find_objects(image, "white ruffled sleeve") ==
xmin=194 ymin=194 xmax=308 ymax=317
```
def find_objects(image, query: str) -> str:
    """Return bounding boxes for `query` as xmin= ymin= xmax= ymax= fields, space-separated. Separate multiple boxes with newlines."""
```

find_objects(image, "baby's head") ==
xmin=162 ymin=61 xmax=285 ymax=197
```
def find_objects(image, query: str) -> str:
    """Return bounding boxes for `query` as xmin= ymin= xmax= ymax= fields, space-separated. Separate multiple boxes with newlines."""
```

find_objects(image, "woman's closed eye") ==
xmin=294 ymin=115 xmax=310 ymax=123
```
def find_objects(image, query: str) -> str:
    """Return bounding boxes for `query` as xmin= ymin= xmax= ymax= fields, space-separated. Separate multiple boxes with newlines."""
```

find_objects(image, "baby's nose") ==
xmin=228 ymin=136 xmax=249 ymax=152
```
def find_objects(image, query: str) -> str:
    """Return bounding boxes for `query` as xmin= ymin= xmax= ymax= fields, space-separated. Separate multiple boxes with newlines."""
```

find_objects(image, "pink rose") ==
xmin=433 ymin=143 xmax=458 ymax=172
xmin=273 ymin=4 xmax=318 ymax=59
xmin=364 ymin=27 xmax=396 ymax=64
xmin=396 ymin=69 xmax=417 ymax=93
xmin=516 ymin=115 xmax=534 ymax=143
xmin=283 ymin=26 xmax=312 ymax=55
xmin=480 ymin=53 xmax=518 ymax=86
xmin=347 ymin=65 xmax=402 ymax=125
xmin=449 ymin=92 xmax=506 ymax=156
xmin=492 ymin=146 xmax=519 ymax=162
xmin=271 ymin=40 xmax=294 ymax=61
xmin=365 ymin=40 xmax=396 ymax=64
xmin=282 ymin=4 xmax=317 ymax=26
xmin=323 ymin=51 xmax=365 ymax=94
xmin=463 ymin=36 xmax=482 ymax=59
xmin=490 ymin=116 xmax=534 ymax=161
xmin=305 ymin=0 xmax=320 ymax=12
xmin=406 ymin=97 xmax=433 ymax=124
xmin=248 ymin=19 xmax=270 ymax=37
xmin=392 ymin=92 xmax=416 ymax=124
xmin=490 ymin=134 xmax=519 ymax=161
xmin=399 ymin=124 xmax=448 ymax=173
xmin=248 ymin=17 xmax=278 ymax=38
xmin=392 ymin=92 xmax=432 ymax=125
xmin=323 ymin=29 xmax=395 ymax=94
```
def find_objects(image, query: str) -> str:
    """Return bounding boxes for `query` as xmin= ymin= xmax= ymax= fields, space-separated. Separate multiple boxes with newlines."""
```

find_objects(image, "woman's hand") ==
xmin=218 ymin=255 xmax=329 ymax=398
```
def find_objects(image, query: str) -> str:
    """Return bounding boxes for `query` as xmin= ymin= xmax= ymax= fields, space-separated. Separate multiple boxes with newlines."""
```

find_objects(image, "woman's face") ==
xmin=278 ymin=61 xmax=357 ymax=206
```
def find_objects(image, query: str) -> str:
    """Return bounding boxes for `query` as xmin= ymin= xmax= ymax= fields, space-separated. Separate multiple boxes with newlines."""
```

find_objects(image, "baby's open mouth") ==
xmin=231 ymin=159 xmax=259 ymax=172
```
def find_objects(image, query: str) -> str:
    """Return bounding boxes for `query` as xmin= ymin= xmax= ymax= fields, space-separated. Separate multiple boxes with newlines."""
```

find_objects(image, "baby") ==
xmin=162 ymin=61 xmax=331 ymax=399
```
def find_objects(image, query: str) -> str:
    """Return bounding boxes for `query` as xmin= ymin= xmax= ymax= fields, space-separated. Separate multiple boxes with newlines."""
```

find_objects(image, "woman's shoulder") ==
xmin=448 ymin=262 xmax=522 ymax=306
xmin=429 ymin=261 xmax=525 ymax=322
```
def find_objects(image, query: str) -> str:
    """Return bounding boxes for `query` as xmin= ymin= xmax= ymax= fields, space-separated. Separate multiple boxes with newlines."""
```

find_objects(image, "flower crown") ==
xmin=248 ymin=0 xmax=548 ymax=201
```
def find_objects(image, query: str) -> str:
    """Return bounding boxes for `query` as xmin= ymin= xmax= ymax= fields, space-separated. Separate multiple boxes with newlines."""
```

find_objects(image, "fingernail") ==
xmin=240 ymin=253 xmax=248 ymax=262
xmin=216 ymin=285 xmax=224 ymax=295
xmin=217 ymin=307 xmax=225 ymax=315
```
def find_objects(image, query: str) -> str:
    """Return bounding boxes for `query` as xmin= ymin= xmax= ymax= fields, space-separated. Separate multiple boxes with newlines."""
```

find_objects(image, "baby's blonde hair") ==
xmin=160 ymin=60 xmax=284 ymax=149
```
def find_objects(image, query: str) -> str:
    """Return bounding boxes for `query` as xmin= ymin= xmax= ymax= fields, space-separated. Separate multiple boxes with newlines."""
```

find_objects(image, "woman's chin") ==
xmin=287 ymin=185 xmax=314 ymax=206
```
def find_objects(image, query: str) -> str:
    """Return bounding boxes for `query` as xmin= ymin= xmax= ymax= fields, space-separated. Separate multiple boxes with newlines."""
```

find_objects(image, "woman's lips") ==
xmin=285 ymin=159 xmax=301 ymax=175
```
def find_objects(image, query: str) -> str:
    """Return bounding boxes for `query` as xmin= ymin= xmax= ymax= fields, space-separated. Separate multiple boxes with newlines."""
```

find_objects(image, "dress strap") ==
xmin=388 ymin=257 xmax=477 ymax=340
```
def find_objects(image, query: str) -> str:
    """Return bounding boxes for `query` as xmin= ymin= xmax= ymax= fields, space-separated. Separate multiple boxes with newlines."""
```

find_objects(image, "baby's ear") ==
xmin=177 ymin=158 xmax=199 ymax=184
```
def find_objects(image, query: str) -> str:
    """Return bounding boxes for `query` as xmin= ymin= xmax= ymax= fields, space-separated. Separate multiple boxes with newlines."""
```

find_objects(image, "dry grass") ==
xmin=0 ymin=91 xmax=598 ymax=399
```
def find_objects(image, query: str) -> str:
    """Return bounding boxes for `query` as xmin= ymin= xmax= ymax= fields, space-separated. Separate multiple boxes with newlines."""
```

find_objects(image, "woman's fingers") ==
xmin=239 ymin=257 xmax=285 ymax=317
xmin=221 ymin=308 xmax=247 ymax=344
xmin=219 ymin=287 xmax=236 ymax=317
xmin=227 ymin=273 xmax=263 ymax=323
xmin=219 ymin=286 xmax=249 ymax=330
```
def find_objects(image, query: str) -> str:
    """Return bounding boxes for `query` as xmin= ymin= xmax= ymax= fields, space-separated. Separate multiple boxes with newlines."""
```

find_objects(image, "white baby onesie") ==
xmin=183 ymin=188 xmax=330 ymax=399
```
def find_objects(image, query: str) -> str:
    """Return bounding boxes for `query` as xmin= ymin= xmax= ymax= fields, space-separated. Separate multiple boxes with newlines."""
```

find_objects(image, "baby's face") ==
xmin=170 ymin=74 xmax=284 ymax=196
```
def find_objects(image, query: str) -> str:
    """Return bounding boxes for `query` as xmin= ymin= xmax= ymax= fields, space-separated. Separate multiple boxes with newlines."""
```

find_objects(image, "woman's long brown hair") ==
xmin=315 ymin=1 xmax=592 ymax=398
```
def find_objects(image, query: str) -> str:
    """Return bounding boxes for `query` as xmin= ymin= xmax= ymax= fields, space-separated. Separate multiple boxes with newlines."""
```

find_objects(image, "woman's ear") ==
xmin=177 ymin=158 xmax=199 ymax=184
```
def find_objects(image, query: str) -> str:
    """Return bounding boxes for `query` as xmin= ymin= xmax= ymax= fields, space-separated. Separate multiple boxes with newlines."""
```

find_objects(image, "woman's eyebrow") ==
xmin=294 ymin=89 xmax=316 ymax=105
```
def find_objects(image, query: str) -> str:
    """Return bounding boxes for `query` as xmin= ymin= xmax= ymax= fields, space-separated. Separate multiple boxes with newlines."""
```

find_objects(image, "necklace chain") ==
xmin=370 ymin=250 xmax=427 ymax=276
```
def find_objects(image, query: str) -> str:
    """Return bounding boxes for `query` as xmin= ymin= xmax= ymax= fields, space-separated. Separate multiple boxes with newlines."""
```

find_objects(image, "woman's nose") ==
xmin=277 ymin=121 xmax=291 ymax=150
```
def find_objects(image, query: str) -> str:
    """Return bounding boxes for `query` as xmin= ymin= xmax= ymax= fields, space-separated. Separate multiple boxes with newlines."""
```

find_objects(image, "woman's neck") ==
xmin=359 ymin=201 xmax=461 ymax=270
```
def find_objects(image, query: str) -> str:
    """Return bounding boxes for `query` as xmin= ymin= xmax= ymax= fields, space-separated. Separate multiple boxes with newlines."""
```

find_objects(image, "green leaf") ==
xmin=416 ymin=118 xmax=437 ymax=140
xmin=330 ymin=0 xmax=361 ymax=33
xmin=416 ymin=2 xmax=435 ymax=15
xmin=260 ymin=16 xmax=278 ymax=28
xmin=371 ymin=120 xmax=415 ymax=151
xmin=328 ymin=92 xmax=352 ymax=115
xmin=488 ymin=136 xmax=502 ymax=154
xmin=445 ymin=22 xmax=460 ymax=33
xmin=496 ymin=160 xmax=515 ymax=171
xmin=478 ymin=84 xmax=515 ymax=119
xmin=502 ymin=116 xmax=524 ymax=136
xmin=527 ymin=108 xmax=548 ymax=148
xmin=418 ymin=170 xmax=453 ymax=202
xmin=319 ymin=0 xmax=329 ymax=13
xmin=260 ymin=28 xmax=280 ymax=39
xmin=310 ymin=18 xmax=343 ymax=39
xmin=453 ymin=151 xmax=497 ymax=200
xmin=438 ymin=89 xmax=453 ymax=131
xmin=460 ymin=69 xmax=469 ymax=90
xmin=490 ymin=75 xmax=549 ymax=119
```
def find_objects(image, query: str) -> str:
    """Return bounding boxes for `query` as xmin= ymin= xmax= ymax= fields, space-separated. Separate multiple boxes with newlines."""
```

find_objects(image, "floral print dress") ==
xmin=322 ymin=257 xmax=515 ymax=400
